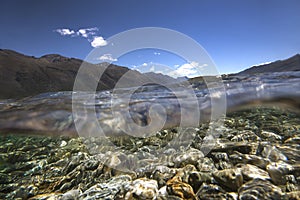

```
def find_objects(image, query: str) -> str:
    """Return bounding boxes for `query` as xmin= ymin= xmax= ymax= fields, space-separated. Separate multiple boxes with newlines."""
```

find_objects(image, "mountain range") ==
xmin=0 ymin=49 xmax=299 ymax=99
xmin=236 ymin=54 xmax=300 ymax=75
xmin=0 ymin=49 xmax=179 ymax=99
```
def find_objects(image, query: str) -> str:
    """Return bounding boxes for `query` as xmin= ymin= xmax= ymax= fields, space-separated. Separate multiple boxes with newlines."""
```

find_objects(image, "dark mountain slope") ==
xmin=237 ymin=54 xmax=300 ymax=75
xmin=0 ymin=49 xmax=150 ymax=99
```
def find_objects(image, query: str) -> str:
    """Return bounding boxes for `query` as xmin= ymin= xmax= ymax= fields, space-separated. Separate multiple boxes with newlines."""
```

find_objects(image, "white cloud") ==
xmin=150 ymin=66 xmax=155 ymax=72
xmin=55 ymin=27 xmax=107 ymax=48
xmin=91 ymin=36 xmax=107 ymax=47
xmin=169 ymin=62 xmax=207 ymax=78
xmin=142 ymin=63 xmax=148 ymax=66
xmin=78 ymin=29 xmax=88 ymax=38
xmin=55 ymin=28 xmax=76 ymax=36
xmin=98 ymin=54 xmax=117 ymax=62
xmin=77 ymin=27 xmax=98 ymax=38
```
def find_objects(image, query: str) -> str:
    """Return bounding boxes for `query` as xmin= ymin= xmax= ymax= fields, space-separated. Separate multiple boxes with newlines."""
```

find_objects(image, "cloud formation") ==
xmin=169 ymin=62 xmax=207 ymax=78
xmin=91 ymin=36 xmax=108 ymax=47
xmin=55 ymin=27 xmax=107 ymax=47
xmin=77 ymin=27 xmax=98 ymax=38
xmin=98 ymin=54 xmax=117 ymax=62
xmin=55 ymin=28 xmax=75 ymax=36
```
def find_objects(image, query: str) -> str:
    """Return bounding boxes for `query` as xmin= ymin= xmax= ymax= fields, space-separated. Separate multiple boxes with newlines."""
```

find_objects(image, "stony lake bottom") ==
xmin=0 ymin=107 xmax=299 ymax=199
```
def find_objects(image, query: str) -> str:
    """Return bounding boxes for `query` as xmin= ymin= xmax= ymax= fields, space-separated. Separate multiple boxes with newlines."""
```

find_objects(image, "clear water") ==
xmin=0 ymin=71 xmax=298 ymax=136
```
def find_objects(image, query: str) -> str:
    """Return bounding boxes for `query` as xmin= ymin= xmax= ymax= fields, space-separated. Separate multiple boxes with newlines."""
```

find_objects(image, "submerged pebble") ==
xmin=238 ymin=179 xmax=282 ymax=200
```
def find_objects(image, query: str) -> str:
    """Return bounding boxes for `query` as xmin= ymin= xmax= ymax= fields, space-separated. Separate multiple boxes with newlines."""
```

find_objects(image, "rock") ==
xmin=284 ymin=135 xmax=300 ymax=144
xmin=27 ymin=185 xmax=39 ymax=197
xmin=189 ymin=171 xmax=213 ymax=192
xmin=166 ymin=176 xmax=196 ymax=200
xmin=60 ymin=182 xmax=73 ymax=192
xmin=79 ymin=175 xmax=132 ymax=200
xmin=238 ymin=179 xmax=282 ymax=200
xmin=196 ymin=157 xmax=217 ymax=172
xmin=259 ymin=131 xmax=282 ymax=142
xmin=267 ymin=161 xmax=293 ymax=185
xmin=277 ymin=146 xmax=300 ymax=162
xmin=60 ymin=140 xmax=67 ymax=147
xmin=212 ymin=152 xmax=233 ymax=169
xmin=0 ymin=172 xmax=12 ymax=184
xmin=229 ymin=151 xmax=270 ymax=169
xmin=285 ymin=175 xmax=299 ymax=192
xmin=60 ymin=189 xmax=81 ymax=200
xmin=7 ymin=186 xmax=28 ymax=199
xmin=212 ymin=141 xmax=258 ymax=155
xmin=213 ymin=168 xmax=243 ymax=191
xmin=157 ymin=186 xmax=168 ymax=199
xmin=63 ymin=152 xmax=87 ymax=174
xmin=284 ymin=191 xmax=300 ymax=199
xmin=196 ymin=183 xmax=231 ymax=200
xmin=267 ymin=161 xmax=294 ymax=185
xmin=173 ymin=148 xmax=204 ymax=167
xmin=261 ymin=145 xmax=287 ymax=162
xmin=241 ymin=164 xmax=270 ymax=181
xmin=231 ymin=131 xmax=261 ymax=142
xmin=212 ymin=152 xmax=229 ymax=162
xmin=151 ymin=166 xmax=177 ymax=188
xmin=125 ymin=178 xmax=158 ymax=200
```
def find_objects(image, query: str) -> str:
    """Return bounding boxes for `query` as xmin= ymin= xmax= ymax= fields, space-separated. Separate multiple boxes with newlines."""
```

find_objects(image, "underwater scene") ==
xmin=0 ymin=71 xmax=299 ymax=200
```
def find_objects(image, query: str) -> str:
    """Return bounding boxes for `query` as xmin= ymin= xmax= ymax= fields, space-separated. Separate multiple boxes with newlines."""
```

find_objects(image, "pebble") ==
xmin=241 ymin=164 xmax=270 ymax=181
xmin=261 ymin=145 xmax=287 ymax=162
xmin=173 ymin=148 xmax=204 ymax=167
xmin=125 ymin=178 xmax=158 ymax=200
xmin=79 ymin=175 xmax=132 ymax=199
xmin=213 ymin=168 xmax=243 ymax=191
xmin=259 ymin=131 xmax=282 ymax=142
xmin=196 ymin=183 xmax=229 ymax=200
xmin=238 ymin=179 xmax=282 ymax=200
xmin=267 ymin=161 xmax=294 ymax=185
xmin=166 ymin=176 xmax=196 ymax=200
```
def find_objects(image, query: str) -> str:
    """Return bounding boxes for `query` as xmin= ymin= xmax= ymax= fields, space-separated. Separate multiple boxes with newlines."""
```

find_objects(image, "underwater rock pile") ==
xmin=0 ymin=107 xmax=299 ymax=199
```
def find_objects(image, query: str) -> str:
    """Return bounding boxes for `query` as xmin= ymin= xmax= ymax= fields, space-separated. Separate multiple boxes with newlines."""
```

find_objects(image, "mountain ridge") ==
xmin=236 ymin=54 xmax=300 ymax=75
xmin=0 ymin=49 xmax=153 ymax=99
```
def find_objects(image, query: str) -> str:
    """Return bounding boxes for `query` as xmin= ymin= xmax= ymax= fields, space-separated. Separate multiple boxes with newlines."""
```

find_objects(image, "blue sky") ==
xmin=1 ymin=0 xmax=300 ymax=75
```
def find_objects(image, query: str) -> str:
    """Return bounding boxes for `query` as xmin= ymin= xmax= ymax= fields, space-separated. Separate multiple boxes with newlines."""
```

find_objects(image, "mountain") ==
xmin=0 ymin=49 xmax=153 ymax=99
xmin=237 ymin=54 xmax=300 ymax=75
xmin=144 ymin=72 xmax=188 ymax=84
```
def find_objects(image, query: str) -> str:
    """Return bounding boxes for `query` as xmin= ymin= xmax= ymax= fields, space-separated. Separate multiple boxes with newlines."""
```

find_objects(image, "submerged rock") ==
xmin=238 ymin=179 xmax=282 ymax=200
xmin=261 ymin=145 xmax=287 ymax=162
xmin=266 ymin=161 xmax=294 ymax=185
xmin=173 ymin=148 xmax=204 ymax=167
xmin=196 ymin=183 xmax=234 ymax=200
xmin=241 ymin=164 xmax=270 ymax=181
xmin=79 ymin=175 xmax=132 ymax=199
xmin=124 ymin=178 xmax=158 ymax=200
xmin=166 ymin=176 xmax=196 ymax=200
xmin=259 ymin=131 xmax=282 ymax=142
xmin=231 ymin=130 xmax=261 ymax=142
xmin=213 ymin=168 xmax=243 ymax=191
